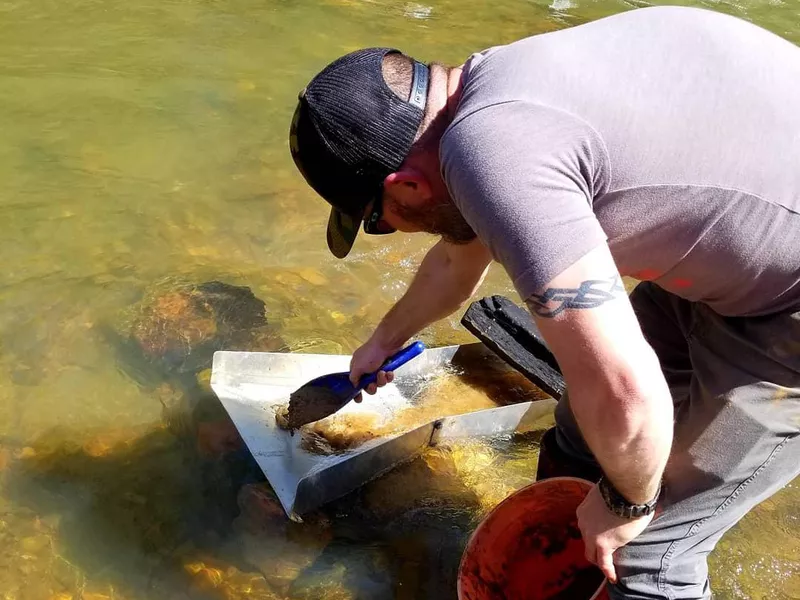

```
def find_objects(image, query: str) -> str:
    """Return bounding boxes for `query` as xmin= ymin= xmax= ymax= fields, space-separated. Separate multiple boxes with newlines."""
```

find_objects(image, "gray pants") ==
xmin=554 ymin=282 xmax=800 ymax=600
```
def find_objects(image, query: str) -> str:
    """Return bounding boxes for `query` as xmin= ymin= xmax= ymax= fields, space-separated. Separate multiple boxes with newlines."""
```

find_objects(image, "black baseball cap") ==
xmin=289 ymin=47 xmax=430 ymax=258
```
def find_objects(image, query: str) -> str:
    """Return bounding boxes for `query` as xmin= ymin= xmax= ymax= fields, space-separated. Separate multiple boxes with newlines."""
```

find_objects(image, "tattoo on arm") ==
xmin=528 ymin=275 xmax=625 ymax=318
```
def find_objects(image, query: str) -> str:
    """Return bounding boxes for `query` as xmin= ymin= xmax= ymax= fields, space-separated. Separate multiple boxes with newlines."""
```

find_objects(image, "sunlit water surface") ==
xmin=0 ymin=0 xmax=798 ymax=597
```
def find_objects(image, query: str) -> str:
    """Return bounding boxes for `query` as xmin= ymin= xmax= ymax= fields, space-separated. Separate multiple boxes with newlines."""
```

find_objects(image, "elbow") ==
xmin=578 ymin=350 xmax=673 ymax=445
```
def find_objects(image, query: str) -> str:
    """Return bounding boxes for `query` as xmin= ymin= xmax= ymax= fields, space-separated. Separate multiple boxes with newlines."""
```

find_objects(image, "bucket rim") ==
xmin=456 ymin=476 xmax=608 ymax=600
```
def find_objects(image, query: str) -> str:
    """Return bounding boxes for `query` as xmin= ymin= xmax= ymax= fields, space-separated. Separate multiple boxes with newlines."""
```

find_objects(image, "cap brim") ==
xmin=326 ymin=208 xmax=361 ymax=259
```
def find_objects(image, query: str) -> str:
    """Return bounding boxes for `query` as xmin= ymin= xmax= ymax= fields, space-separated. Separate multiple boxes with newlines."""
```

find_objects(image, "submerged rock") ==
xmin=233 ymin=482 xmax=334 ymax=595
xmin=286 ymin=543 xmax=393 ymax=600
xmin=103 ymin=279 xmax=286 ymax=443
xmin=127 ymin=279 xmax=282 ymax=378
xmin=96 ymin=280 xmax=292 ymax=539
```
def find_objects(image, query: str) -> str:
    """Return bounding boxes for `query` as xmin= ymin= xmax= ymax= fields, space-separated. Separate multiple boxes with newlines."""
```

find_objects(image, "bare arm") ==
xmin=350 ymin=237 xmax=492 ymax=382
xmin=373 ymin=237 xmax=492 ymax=350
xmin=529 ymin=244 xmax=673 ymax=504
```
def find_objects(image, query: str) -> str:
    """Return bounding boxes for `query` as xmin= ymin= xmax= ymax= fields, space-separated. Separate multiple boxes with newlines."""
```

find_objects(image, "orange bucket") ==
xmin=458 ymin=477 xmax=609 ymax=600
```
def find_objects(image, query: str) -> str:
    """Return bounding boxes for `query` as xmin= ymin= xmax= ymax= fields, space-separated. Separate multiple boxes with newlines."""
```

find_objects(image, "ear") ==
xmin=384 ymin=167 xmax=432 ymax=203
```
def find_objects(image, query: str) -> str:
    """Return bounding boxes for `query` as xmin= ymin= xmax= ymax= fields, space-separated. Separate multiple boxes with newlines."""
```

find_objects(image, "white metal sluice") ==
xmin=210 ymin=342 xmax=556 ymax=520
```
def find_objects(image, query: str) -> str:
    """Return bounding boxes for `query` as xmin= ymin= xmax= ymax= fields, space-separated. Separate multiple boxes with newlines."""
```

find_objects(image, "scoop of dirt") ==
xmin=274 ymin=404 xmax=382 ymax=454
xmin=274 ymin=371 xmax=502 ymax=457
xmin=275 ymin=405 xmax=293 ymax=432
xmin=285 ymin=386 xmax=347 ymax=430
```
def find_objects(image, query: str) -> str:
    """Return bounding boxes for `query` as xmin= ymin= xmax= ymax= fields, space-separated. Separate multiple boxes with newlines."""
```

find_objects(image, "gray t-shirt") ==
xmin=440 ymin=6 xmax=800 ymax=317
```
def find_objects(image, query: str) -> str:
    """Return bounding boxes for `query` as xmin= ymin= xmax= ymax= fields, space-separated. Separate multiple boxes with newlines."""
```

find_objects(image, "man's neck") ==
xmin=426 ymin=64 xmax=464 ymax=128
xmin=445 ymin=65 xmax=464 ymax=121
xmin=404 ymin=64 xmax=464 ymax=198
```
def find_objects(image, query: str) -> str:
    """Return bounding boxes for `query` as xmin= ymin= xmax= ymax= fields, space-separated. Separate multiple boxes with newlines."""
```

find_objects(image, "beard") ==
xmin=394 ymin=198 xmax=477 ymax=245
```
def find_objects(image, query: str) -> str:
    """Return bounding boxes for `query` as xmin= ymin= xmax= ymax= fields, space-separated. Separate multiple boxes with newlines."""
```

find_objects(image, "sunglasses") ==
xmin=363 ymin=195 xmax=396 ymax=235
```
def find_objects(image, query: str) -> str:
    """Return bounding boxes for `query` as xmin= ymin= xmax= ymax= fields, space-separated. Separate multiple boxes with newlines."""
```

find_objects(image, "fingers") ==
xmin=349 ymin=366 xmax=366 ymax=386
xmin=349 ymin=343 xmax=397 ymax=402
xmin=361 ymin=371 xmax=392 ymax=397
xmin=583 ymin=536 xmax=597 ymax=567
xmin=354 ymin=392 xmax=363 ymax=403
xmin=578 ymin=501 xmax=595 ymax=565
xmin=583 ymin=536 xmax=617 ymax=584
xmin=579 ymin=502 xmax=617 ymax=585
xmin=596 ymin=546 xmax=617 ymax=584
xmin=349 ymin=365 xmax=363 ymax=386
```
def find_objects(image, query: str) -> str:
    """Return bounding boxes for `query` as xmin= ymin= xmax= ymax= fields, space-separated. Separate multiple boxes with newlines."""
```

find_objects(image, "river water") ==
xmin=0 ymin=0 xmax=797 ymax=598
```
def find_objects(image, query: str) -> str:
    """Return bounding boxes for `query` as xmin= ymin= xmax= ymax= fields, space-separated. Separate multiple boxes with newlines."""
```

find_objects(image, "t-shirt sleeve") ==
xmin=440 ymin=101 xmax=610 ymax=301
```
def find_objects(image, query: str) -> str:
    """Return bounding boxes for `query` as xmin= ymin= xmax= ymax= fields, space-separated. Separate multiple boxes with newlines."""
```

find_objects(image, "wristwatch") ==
xmin=598 ymin=476 xmax=661 ymax=519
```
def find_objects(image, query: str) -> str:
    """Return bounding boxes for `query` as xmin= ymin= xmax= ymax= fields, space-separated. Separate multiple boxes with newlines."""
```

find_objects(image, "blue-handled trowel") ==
xmin=284 ymin=341 xmax=426 ymax=429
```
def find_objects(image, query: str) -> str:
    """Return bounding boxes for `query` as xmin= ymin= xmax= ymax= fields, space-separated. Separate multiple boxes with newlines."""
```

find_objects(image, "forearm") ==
xmin=528 ymin=245 xmax=674 ymax=506
xmin=570 ymin=342 xmax=673 ymax=504
xmin=370 ymin=239 xmax=491 ymax=350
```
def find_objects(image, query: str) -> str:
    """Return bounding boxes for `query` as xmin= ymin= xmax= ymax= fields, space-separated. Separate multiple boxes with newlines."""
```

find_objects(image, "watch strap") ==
xmin=598 ymin=476 xmax=660 ymax=519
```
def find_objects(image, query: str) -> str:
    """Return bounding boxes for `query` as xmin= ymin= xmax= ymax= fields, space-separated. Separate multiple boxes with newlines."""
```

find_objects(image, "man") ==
xmin=288 ymin=5 xmax=800 ymax=599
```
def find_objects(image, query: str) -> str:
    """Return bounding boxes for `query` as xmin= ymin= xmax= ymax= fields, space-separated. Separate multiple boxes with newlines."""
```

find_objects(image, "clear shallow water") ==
xmin=0 ymin=0 xmax=798 ymax=598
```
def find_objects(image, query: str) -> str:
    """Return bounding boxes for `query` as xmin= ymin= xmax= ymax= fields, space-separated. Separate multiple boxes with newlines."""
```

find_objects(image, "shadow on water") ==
xmin=3 ymin=417 xmax=489 ymax=599
xmin=5 ymin=424 xmax=229 ymax=596
xmin=448 ymin=343 xmax=553 ymax=406
xmin=0 ymin=279 xmax=495 ymax=598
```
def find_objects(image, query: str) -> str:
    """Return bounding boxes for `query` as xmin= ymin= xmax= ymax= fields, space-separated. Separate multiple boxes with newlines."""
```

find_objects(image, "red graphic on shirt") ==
xmin=671 ymin=278 xmax=693 ymax=288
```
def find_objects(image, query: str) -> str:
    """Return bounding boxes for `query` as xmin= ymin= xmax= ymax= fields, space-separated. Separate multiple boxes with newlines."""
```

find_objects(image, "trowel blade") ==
xmin=286 ymin=376 xmax=354 ymax=429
